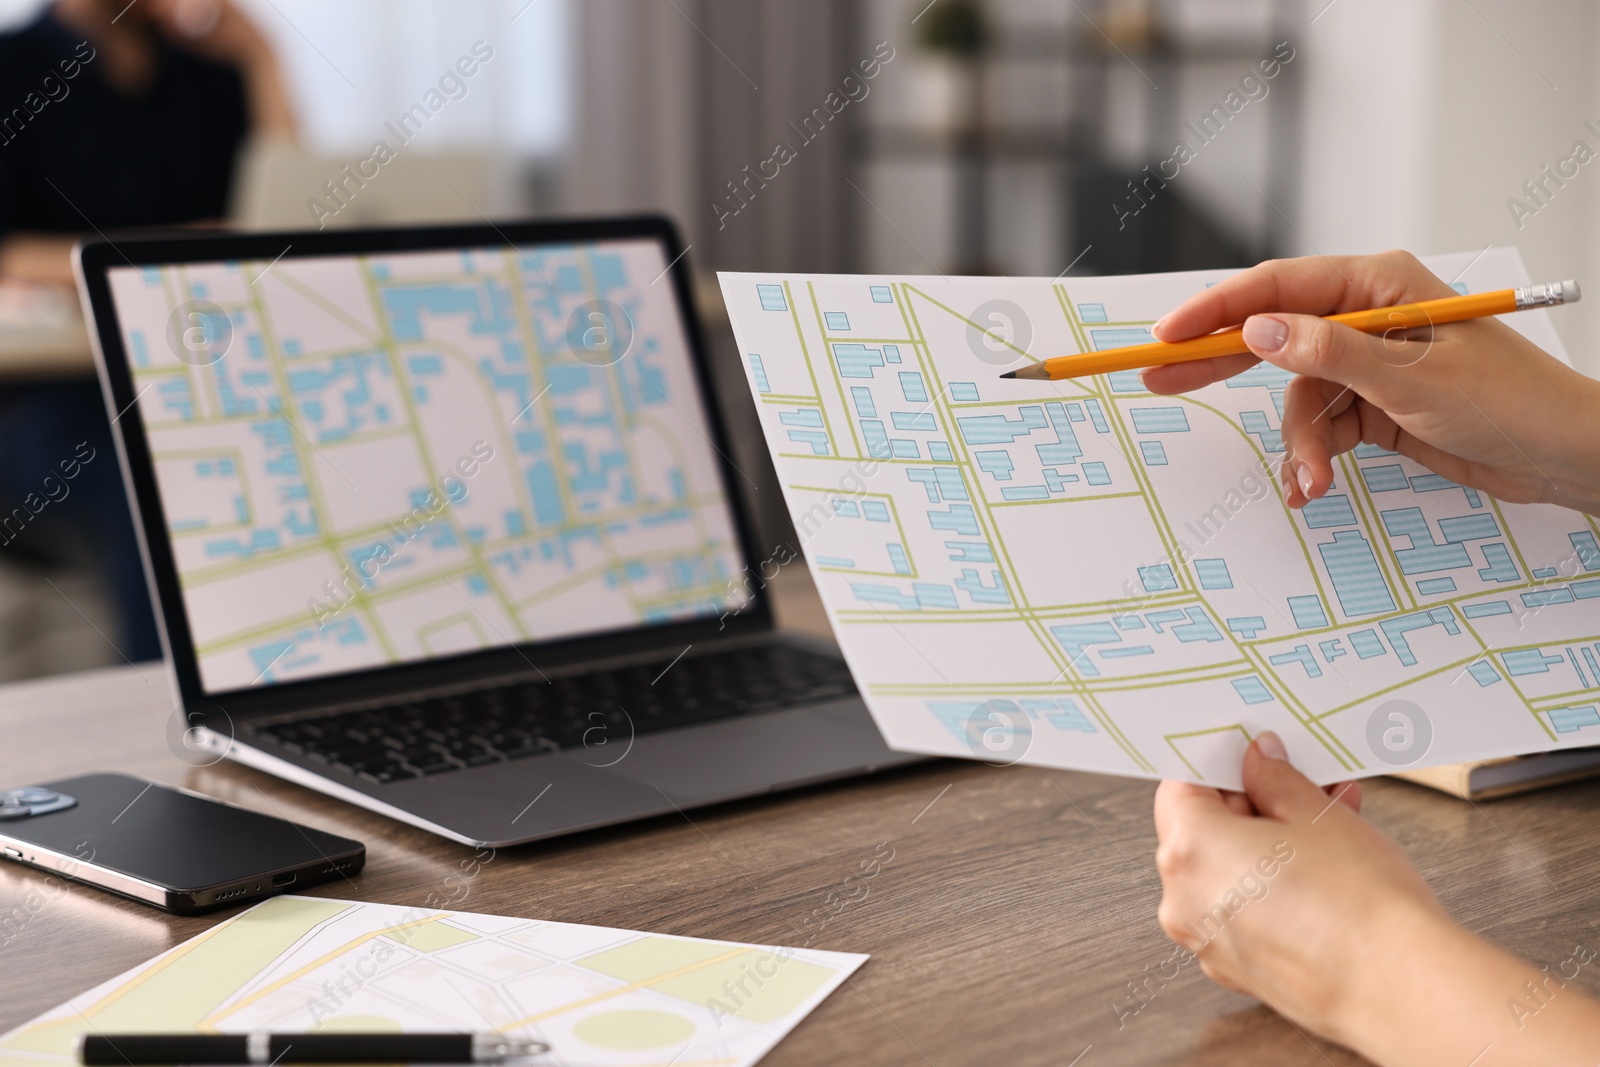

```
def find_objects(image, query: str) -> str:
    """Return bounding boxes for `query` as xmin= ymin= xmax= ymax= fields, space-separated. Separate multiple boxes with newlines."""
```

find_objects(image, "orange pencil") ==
xmin=999 ymin=280 xmax=1580 ymax=381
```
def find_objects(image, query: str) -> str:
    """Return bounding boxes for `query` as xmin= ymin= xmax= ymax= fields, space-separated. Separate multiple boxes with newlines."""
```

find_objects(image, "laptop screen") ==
xmin=105 ymin=237 xmax=751 ymax=694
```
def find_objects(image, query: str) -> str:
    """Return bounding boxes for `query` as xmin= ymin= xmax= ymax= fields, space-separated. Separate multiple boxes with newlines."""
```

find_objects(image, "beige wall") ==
xmin=1296 ymin=0 xmax=1600 ymax=374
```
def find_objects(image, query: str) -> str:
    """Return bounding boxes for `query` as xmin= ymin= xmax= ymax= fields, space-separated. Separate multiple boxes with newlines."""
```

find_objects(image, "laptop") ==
xmin=75 ymin=216 xmax=917 ymax=847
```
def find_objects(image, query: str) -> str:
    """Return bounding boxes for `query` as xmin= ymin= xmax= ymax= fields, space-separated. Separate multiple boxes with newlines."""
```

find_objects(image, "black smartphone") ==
xmin=0 ymin=773 xmax=364 ymax=915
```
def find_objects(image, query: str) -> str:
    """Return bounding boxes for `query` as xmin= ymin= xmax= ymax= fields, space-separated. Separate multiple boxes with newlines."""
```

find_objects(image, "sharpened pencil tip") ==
xmin=1003 ymin=363 xmax=1052 ymax=381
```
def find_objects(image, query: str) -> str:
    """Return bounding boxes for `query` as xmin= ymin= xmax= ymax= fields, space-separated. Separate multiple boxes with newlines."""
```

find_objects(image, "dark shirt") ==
xmin=0 ymin=9 xmax=249 ymax=239
xmin=0 ymin=9 xmax=250 ymax=663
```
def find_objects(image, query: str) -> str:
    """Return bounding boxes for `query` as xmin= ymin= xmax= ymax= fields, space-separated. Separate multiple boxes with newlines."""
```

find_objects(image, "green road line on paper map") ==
xmin=1167 ymin=725 xmax=1254 ymax=780
xmin=905 ymin=284 xmax=1154 ymax=773
xmin=898 ymin=284 xmax=1145 ymax=764
xmin=785 ymin=280 xmax=845 ymax=457
xmin=893 ymin=284 xmax=1143 ymax=768
xmin=806 ymin=280 xmax=866 ymax=459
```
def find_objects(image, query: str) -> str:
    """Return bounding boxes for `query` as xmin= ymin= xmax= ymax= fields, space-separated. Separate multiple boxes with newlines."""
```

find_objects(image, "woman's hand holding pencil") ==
xmin=1052 ymin=250 xmax=1600 ymax=517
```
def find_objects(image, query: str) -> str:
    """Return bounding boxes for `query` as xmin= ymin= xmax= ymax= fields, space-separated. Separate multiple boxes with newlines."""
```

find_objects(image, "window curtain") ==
xmin=566 ymin=0 xmax=856 ymax=274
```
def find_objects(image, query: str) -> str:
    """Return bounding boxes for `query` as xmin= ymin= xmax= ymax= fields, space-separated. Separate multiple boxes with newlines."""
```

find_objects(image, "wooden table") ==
xmin=3 ymin=570 xmax=1600 ymax=1065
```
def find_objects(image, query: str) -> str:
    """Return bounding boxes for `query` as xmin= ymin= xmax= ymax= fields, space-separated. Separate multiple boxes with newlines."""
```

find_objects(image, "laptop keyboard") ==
xmin=250 ymin=643 xmax=858 ymax=784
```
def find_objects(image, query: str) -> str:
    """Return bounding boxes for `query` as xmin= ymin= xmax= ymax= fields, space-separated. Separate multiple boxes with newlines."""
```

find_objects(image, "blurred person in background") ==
xmin=0 ymin=0 xmax=294 ymax=662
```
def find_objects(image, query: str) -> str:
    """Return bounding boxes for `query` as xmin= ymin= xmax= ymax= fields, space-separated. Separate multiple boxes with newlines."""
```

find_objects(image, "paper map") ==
xmin=0 ymin=896 xmax=863 ymax=1067
xmin=721 ymin=249 xmax=1600 ymax=788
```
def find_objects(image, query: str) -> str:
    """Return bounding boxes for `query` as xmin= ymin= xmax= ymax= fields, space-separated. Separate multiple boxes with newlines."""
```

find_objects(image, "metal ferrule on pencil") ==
xmin=1513 ymin=280 xmax=1581 ymax=309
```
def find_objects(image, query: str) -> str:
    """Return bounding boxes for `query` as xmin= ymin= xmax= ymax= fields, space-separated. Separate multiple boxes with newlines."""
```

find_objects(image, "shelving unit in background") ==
xmin=850 ymin=0 xmax=1304 ymax=277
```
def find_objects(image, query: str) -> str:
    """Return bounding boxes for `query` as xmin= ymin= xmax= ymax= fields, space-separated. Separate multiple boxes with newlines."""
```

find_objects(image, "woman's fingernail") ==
xmin=1255 ymin=731 xmax=1288 ymax=761
xmin=1297 ymin=465 xmax=1315 ymax=498
xmin=1242 ymin=314 xmax=1289 ymax=354
xmin=1153 ymin=314 xmax=1170 ymax=337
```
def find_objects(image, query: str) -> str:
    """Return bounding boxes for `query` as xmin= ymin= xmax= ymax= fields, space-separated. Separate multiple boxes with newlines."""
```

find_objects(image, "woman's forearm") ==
xmin=0 ymin=234 xmax=79 ymax=286
xmin=1334 ymin=904 xmax=1600 ymax=1067
xmin=1548 ymin=370 xmax=1600 ymax=517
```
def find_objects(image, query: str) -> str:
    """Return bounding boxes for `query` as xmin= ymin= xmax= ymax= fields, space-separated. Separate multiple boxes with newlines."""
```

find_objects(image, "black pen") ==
xmin=78 ymin=1032 xmax=549 ymax=1065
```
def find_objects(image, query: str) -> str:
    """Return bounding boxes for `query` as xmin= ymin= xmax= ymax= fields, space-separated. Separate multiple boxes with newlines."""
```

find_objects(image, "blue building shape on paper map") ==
xmin=1573 ymin=531 xmax=1600 ymax=571
xmin=1228 ymin=616 xmax=1267 ymax=638
xmin=959 ymin=407 xmax=1048 ymax=445
xmin=976 ymin=451 xmax=1014 ymax=481
xmin=1501 ymin=648 xmax=1565 ymax=676
xmin=833 ymin=343 xmax=884 ymax=379
xmin=1288 ymin=596 xmax=1329 ymax=629
xmin=1382 ymin=508 xmax=1473 ymax=574
xmin=747 ymin=354 xmax=771 ymax=393
xmin=1129 ymin=407 xmax=1190 ymax=434
xmin=1317 ymin=529 xmax=1397 ymax=616
xmin=1548 ymin=705 xmax=1600 ymax=734
xmin=1193 ymin=558 xmax=1232 ymax=589
xmin=1301 ymin=494 xmax=1357 ymax=528
xmin=1050 ymin=622 xmax=1126 ymax=677
xmin=1437 ymin=514 xmax=1500 ymax=543
xmin=1138 ymin=564 xmax=1177 ymax=592
xmin=1269 ymin=645 xmax=1321 ymax=678
xmin=1478 ymin=543 xmax=1520 ymax=582
xmin=1467 ymin=661 xmax=1501 ymax=687
xmin=1092 ymin=327 xmax=1154 ymax=349
xmin=1036 ymin=403 xmax=1083 ymax=467
xmin=1380 ymin=607 xmax=1460 ymax=667
xmin=926 ymin=699 xmax=1095 ymax=745
xmin=1349 ymin=629 xmax=1386 ymax=659
xmin=757 ymin=284 xmax=787 ymax=311
xmin=779 ymin=408 xmax=829 ymax=455
xmin=1363 ymin=464 xmax=1410 ymax=492
xmin=1232 ymin=676 xmax=1274 ymax=704
xmin=1239 ymin=410 xmax=1284 ymax=453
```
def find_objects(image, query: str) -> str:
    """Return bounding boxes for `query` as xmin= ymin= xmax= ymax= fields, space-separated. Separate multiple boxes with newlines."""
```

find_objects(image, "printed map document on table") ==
xmin=0 ymin=896 xmax=865 ymax=1067
xmin=721 ymin=248 xmax=1600 ymax=789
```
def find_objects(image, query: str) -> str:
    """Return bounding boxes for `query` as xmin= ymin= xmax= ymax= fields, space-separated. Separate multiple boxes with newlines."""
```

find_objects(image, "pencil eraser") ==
xmin=1561 ymin=280 xmax=1581 ymax=304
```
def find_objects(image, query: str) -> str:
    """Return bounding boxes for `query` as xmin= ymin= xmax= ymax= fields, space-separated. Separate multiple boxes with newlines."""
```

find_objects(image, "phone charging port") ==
xmin=271 ymin=872 xmax=297 ymax=888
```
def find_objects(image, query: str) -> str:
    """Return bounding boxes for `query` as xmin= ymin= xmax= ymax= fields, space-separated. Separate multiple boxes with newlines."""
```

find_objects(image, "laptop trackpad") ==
xmin=603 ymin=702 xmax=895 ymax=803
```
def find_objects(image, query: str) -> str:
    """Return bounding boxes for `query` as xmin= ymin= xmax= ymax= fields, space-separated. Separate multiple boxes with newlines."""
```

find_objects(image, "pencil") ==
xmin=998 ymin=280 xmax=1581 ymax=381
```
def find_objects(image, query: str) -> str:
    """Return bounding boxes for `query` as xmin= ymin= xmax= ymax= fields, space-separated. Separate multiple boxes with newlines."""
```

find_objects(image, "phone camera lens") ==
xmin=0 ymin=788 xmax=75 ymax=818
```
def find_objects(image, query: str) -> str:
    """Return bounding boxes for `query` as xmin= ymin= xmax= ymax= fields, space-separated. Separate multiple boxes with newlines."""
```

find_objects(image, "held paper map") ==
xmin=722 ymin=249 xmax=1600 ymax=788
xmin=0 ymin=896 xmax=863 ymax=1067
